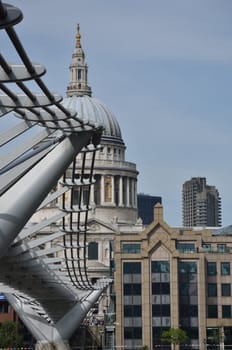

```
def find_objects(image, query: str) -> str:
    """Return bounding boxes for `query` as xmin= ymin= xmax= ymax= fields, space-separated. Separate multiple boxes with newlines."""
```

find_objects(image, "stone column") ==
xmin=131 ymin=178 xmax=135 ymax=208
xmin=134 ymin=179 xmax=137 ymax=208
xmin=126 ymin=177 xmax=130 ymax=207
xmin=119 ymin=176 xmax=123 ymax=206
xmin=100 ymin=175 xmax=104 ymax=205
xmin=198 ymin=255 xmax=207 ymax=350
xmin=171 ymin=257 xmax=179 ymax=328
xmin=111 ymin=175 xmax=115 ymax=205
xmin=90 ymin=182 xmax=95 ymax=205
xmin=142 ymin=257 xmax=152 ymax=348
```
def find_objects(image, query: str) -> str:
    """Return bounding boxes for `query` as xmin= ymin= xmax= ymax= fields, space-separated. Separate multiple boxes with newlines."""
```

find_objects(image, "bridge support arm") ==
xmin=0 ymin=131 xmax=92 ymax=258
xmin=6 ymin=289 xmax=103 ymax=349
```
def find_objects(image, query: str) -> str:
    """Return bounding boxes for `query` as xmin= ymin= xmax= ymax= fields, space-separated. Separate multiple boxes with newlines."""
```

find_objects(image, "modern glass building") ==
xmin=137 ymin=193 xmax=162 ymax=225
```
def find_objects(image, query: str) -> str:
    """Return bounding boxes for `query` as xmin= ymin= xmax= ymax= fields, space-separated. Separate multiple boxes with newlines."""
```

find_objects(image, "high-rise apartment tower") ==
xmin=182 ymin=177 xmax=221 ymax=227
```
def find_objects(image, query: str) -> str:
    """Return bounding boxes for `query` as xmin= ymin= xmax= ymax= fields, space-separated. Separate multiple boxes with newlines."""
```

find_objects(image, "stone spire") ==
xmin=66 ymin=24 xmax=92 ymax=97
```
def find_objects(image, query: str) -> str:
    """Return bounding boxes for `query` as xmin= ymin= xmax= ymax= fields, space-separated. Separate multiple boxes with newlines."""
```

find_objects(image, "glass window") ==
xmin=207 ymin=262 xmax=217 ymax=276
xmin=152 ymin=304 xmax=161 ymax=316
xmin=152 ymin=283 xmax=170 ymax=295
xmin=222 ymin=284 xmax=231 ymax=297
xmin=208 ymin=305 xmax=218 ymax=318
xmin=179 ymin=305 xmax=198 ymax=317
xmin=123 ymin=283 xmax=141 ymax=296
xmin=222 ymin=305 xmax=231 ymax=318
xmin=123 ymin=244 xmax=141 ymax=254
xmin=152 ymin=283 xmax=161 ymax=295
xmin=88 ymin=242 xmax=98 ymax=260
xmin=0 ymin=301 xmax=9 ymax=313
xmin=179 ymin=282 xmax=197 ymax=297
xmin=162 ymin=305 xmax=170 ymax=316
xmin=153 ymin=327 xmax=170 ymax=345
xmin=202 ymin=243 xmax=211 ymax=252
xmin=72 ymin=187 xmax=80 ymax=205
xmin=152 ymin=261 xmax=170 ymax=273
xmin=207 ymin=328 xmax=220 ymax=345
xmin=189 ymin=283 xmax=198 ymax=296
xmin=161 ymin=283 xmax=170 ymax=295
xmin=124 ymin=305 xmax=142 ymax=317
xmin=152 ymin=304 xmax=170 ymax=317
xmin=221 ymin=262 xmax=230 ymax=275
xmin=224 ymin=327 xmax=232 ymax=345
xmin=83 ymin=187 xmax=89 ymax=205
xmin=181 ymin=327 xmax=198 ymax=339
xmin=179 ymin=283 xmax=190 ymax=296
xmin=124 ymin=327 xmax=142 ymax=339
xmin=176 ymin=243 xmax=195 ymax=253
xmin=72 ymin=186 xmax=89 ymax=205
xmin=217 ymin=244 xmax=227 ymax=253
xmin=208 ymin=283 xmax=217 ymax=297
xmin=123 ymin=262 xmax=141 ymax=274
xmin=179 ymin=261 xmax=197 ymax=274
xmin=190 ymin=305 xmax=198 ymax=317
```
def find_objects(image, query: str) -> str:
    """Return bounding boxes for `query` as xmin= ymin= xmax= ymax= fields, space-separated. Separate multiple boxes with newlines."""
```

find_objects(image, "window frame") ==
xmin=221 ymin=283 xmax=231 ymax=297
xmin=221 ymin=262 xmax=230 ymax=276
xmin=208 ymin=283 xmax=217 ymax=297
xmin=207 ymin=262 xmax=217 ymax=276
xmin=88 ymin=241 xmax=98 ymax=260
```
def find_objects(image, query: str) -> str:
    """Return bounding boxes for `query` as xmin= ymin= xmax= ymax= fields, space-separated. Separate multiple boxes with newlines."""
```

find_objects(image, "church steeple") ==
xmin=66 ymin=24 xmax=92 ymax=97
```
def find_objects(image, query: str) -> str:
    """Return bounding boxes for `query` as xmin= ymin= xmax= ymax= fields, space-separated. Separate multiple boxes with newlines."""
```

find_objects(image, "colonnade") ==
xmin=89 ymin=174 xmax=137 ymax=208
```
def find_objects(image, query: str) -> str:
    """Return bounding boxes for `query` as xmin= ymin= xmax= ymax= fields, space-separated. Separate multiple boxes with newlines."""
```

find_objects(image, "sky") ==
xmin=2 ymin=0 xmax=232 ymax=227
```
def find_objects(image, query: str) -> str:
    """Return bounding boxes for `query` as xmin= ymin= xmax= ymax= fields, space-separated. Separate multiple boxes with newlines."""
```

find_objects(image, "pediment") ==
xmin=142 ymin=222 xmax=175 ymax=255
xmin=147 ymin=222 xmax=171 ymax=242
xmin=88 ymin=218 xmax=118 ymax=235
xmin=150 ymin=243 xmax=170 ymax=259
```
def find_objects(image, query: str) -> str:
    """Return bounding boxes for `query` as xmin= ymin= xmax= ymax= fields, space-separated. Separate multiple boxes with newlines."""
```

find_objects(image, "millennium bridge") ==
xmin=0 ymin=2 xmax=109 ymax=349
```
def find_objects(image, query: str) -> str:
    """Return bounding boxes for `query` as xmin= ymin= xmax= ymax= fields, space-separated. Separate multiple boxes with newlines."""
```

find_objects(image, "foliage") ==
xmin=141 ymin=345 xmax=149 ymax=350
xmin=161 ymin=328 xmax=188 ymax=346
xmin=0 ymin=321 xmax=23 ymax=348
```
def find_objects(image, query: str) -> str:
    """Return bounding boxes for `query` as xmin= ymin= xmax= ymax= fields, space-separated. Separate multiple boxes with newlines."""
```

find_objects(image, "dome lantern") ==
xmin=66 ymin=24 xmax=92 ymax=97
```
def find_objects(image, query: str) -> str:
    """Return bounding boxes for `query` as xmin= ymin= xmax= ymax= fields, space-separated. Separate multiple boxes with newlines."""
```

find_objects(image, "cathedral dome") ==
xmin=62 ymin=24 xmax=138 ymax=225
xmin=64 ymin=24 xmax=124 ymax=145
xmin=62 ymin=95 xmax=124 ymax=144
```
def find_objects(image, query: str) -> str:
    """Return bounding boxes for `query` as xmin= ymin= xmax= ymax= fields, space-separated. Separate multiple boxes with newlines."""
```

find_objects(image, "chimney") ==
xmin=154 ymin=203 xmax=163 ymax=222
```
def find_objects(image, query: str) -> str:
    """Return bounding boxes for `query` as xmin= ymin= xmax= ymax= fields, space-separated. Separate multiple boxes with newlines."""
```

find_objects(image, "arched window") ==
xmin=88 ymin=242 xmax=98 ymax=260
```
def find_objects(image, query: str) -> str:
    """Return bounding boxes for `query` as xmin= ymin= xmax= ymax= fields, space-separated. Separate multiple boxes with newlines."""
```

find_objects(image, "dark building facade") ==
xmin=137 ymin=193 xmax=162 ymax=225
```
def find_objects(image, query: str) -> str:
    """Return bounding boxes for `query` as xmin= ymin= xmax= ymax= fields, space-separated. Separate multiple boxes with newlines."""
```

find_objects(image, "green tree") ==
xmin=0 ymin=320 xmax=23 ymax=348
xmin=161 ymin=328 xmax=188 ymax=350
xmin=141 ymin=346 xmax=149 ymax=350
